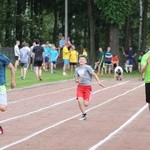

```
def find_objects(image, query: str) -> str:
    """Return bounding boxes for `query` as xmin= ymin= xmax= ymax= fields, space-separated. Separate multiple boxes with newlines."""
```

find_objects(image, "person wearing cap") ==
xmin=62 ymin=42 xmax=71 ymax=76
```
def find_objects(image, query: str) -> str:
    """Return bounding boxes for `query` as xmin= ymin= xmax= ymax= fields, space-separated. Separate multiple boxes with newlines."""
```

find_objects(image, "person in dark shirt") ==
xmin=32 ymin=39 xmax=44 ymax=81
xmin=123 ymin=46 xmax=136 ymax=73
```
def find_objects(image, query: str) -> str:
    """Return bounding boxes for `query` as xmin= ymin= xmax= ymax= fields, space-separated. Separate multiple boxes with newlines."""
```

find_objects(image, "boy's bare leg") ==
xmin=78 ymin=98 xmax=86 ymax=114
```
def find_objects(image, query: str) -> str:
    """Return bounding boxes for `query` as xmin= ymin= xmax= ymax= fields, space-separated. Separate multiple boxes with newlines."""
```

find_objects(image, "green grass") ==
xmin=6 ymin=67 xmax=73 ymax=89
xmin=100 ymin=70 xmax=142 ymax=79
xmin=6 ymin=67 xmax=142 ymax=89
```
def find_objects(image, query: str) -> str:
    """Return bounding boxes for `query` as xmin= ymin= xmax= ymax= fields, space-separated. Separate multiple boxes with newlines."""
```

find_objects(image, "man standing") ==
xmin=123 ymin=46 xmax=136 ymax=73
xmin=14 ymin=40 xmax=20 ymax=70
xmin=141 ymin=50 xmax=150 ymax=111
xmin=32 ymin=39 xmax=44 ymax=81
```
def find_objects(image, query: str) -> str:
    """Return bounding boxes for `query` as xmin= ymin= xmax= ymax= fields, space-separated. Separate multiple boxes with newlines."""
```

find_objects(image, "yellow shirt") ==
xmin=62 ymin=46 xmax=69 ymax=59
xmin=83 ymin=51 xmax=88 ymax=57
xmin=69 ymin=50 xmax=79 ymax=63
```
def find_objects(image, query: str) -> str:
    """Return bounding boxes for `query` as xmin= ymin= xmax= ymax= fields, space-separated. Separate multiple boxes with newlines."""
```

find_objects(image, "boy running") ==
xmin=0 ymin=53 xmax=15 ymax=134
xmin=141 ymin=50 xmax=150 ymax=111
xmin=75 ymin=55 xmax=103 ymax=120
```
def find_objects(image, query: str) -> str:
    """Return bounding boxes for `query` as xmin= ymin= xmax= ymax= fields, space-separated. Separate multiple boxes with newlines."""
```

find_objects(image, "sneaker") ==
xmin=0 ymin=126 xmax=3 ymax=134
xmin=79 ymin=113 xmax=87 ymax=121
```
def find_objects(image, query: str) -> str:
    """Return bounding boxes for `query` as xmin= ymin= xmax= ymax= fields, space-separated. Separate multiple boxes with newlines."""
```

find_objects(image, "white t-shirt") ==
xmin=14 ymin=45 xmax=20 ymax=56
xmin=114 ymin=66 xmax=123 ymax=73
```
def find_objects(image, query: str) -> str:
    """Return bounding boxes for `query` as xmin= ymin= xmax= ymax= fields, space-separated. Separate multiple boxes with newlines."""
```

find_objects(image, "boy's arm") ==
xmin=8 ymin=63 xmax=16 ymax=89
xmin=92 ymin=72 xmax=104 ymax=87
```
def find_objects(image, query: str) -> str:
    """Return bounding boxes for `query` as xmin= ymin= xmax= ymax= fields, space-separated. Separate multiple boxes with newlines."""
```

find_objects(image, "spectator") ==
xmin=112 ymin=54 xmax=119 ymax=70
xmin=82 ymin=47 xmax=88 ymax=57
xmin=19 ymin=42 xmax=30 ymax=80
xmin=105 ymin=46 xmax=113 ymax=74
xmin=32 ymin=39 xmax=44 ymax=81
xmin=62 ymin=42 xmax=71 ymax=76
xmin=138 ymin=51 xmax=144 ymax=81
xmin=69 ymin=45 xmax=79 ymax=76
xmin=43 ymin=41 xmax=50 ymax=71
xmin=59 ymin=36 xmax=66 ymax=50
xmin=49 ymin=45 xmax=59 ymax=74
xmin=29 ymin=42 xmax=36 ymax=70
xmin=14 ymin=40 xmax=20 ymax=70
xmin=94 ymin=47 xmax=104 ymax=75
xmin=123 ymin=46 xmax=136 ymax=73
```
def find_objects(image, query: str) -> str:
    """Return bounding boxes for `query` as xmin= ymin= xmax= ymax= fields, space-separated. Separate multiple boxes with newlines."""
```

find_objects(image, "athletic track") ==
xmin=0 ymin=78 xmax=149 ymax=150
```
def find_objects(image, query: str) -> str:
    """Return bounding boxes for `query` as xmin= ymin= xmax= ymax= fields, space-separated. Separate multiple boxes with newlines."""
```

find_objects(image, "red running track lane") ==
xmin=0 ymin=78 xmax=148 ymax=150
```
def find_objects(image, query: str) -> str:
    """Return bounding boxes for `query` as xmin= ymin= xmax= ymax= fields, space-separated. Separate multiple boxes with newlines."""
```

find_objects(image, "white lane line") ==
xmin=9 ymin=80 xmax=104 ymax=104
xmin=0 ymin=81 xmax=128 ymax=124
xmin=87 ymin=84 xmax=144 ymax=112
xmin=89 ymin=104 xmax=147 ymax=150
xmin=9 ymin=86 xmax=76 ymax=104
xmin=0 ymin=83 xmax=143 ymax=150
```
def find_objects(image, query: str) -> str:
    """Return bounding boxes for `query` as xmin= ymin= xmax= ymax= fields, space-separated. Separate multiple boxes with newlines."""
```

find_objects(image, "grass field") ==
xmin=6 ymin=67 xmax=142 ymax=89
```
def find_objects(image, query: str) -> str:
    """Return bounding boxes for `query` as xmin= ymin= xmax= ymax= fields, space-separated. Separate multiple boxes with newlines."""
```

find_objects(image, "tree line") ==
xmin=0 ymin=0 xmax=149 ymax=65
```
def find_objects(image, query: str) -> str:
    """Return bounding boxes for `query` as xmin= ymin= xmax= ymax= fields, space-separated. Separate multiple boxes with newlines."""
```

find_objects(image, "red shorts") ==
xmin=76 ymin=85 xmax=92 ymax=101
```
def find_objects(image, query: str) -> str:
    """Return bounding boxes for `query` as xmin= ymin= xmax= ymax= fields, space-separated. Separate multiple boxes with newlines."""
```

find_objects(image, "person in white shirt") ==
xmin=14 ymin=40 xmax=20 ymax=70
xmin=29 ymin=42 xmax=36 ymax=70
xmin=114 ymin=66 xmax=123 ymax=81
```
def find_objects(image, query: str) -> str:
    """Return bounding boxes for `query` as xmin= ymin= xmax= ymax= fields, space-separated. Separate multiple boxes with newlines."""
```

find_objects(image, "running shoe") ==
xmin=79 ymin=113 xmax=87 ymax=121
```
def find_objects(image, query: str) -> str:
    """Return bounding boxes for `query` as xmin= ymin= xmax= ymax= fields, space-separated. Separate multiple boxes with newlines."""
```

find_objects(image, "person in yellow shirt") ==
xmin=82 ymin=47 xmax=88 ymax=57
xmin=62 ymin=42 xmax=71 ymax=76
xmin=69 ymin=45 xmax=79 ymax=75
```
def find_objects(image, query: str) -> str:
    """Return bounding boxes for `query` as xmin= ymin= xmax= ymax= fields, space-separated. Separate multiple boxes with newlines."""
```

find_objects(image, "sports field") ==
xmin=0 ymin=78 xmax=149 ymax=150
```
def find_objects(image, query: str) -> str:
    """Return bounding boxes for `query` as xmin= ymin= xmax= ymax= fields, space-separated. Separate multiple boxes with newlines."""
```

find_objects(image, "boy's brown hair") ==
xmin=78 ymin=54 xmax=87 ymax=60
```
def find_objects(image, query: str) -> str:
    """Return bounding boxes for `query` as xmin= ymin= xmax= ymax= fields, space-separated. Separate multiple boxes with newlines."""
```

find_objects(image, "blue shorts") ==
xmin=64 ymin=59 xmax=69 ymax=65
xmin=45 ymin=56 xmax=49 ymax=63
xmin=129 ymin=59 xmax=133 ymax=65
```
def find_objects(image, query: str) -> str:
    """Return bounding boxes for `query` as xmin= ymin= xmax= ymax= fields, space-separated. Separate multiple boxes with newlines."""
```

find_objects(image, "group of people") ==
xmin=93 ymin=46 xmax=146 ymax=81
xmin=14 ymin=39 xmax=59 ymax=81
xmin=94 ymin=46 xmax=123 ymax=80
xmin=14 ymin=38 xmax=86 ymax=80
xmin=1 ymin=39 xmax=150 ymax=134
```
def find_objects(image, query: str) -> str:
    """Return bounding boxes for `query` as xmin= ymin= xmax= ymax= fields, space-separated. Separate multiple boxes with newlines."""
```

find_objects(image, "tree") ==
xmin=94 ymin=0 xmax=134 ymax=56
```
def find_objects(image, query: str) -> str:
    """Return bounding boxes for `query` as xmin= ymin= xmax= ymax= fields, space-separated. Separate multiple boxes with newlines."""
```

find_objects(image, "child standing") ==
xmin=69 ymin=45 xmax=79 ymax=76
xmin=0 ymin=53 xmax=15 ymax=134
xmin=75 ymin=55 xmax=103 ymax=120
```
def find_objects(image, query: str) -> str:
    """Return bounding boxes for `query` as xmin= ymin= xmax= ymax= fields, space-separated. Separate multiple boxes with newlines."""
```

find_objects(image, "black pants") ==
xmin=145 ymin=83 xmax=150 ymax=103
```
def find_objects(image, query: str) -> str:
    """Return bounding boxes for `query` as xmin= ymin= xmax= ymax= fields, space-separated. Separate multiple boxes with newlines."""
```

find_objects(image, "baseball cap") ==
xmin=65 ymin=42 xmax=71 ymax=47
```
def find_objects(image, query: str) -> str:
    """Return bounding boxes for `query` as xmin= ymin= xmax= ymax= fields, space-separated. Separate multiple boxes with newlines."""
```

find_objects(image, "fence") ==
xmin=0 ymin=47 xmax=15 ymax=64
